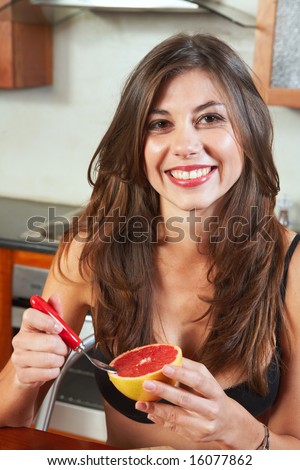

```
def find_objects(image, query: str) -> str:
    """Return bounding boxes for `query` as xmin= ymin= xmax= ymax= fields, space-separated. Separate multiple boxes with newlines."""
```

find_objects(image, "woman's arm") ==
xmin=0 ymin=238 xmax=92 ymax=428
xmin=0 ymin=295 xmax=67 ymax=428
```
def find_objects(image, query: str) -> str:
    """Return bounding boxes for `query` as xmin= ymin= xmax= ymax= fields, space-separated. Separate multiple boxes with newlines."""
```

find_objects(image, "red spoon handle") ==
xmin=30 ymin=295 xmax=82 ymax=350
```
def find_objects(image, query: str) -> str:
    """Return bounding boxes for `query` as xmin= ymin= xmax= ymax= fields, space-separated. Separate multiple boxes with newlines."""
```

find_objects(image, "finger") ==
xmin=12 ymin=330 xmax=69 ymax=356
xmin=181 ymin=358 xmax=214 ymax=379
xmin=147 ymin=403 xmax=193 ymax=429
xmin=12 ymin=350 xmax=66 ymax=369
xmin=14 ymin=365 xmax=62 ymax=385
xmin=136 ymin=401 xmax=216 ymax=442
xmin=162 ymin=363 xmax=221 ymax=399
xmin=136 ymin=401 xmax=190 ymax=426
xmin=21 ymin=308 xmax=63 ymax=335
xmin=140 ymin=380 xmax=219 ymax=418
xmin=47 ymin=293 xmax=63 ymax=317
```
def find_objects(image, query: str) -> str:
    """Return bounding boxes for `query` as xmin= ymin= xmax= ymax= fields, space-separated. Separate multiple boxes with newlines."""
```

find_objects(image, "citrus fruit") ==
xmin=108 ymin=343 xmax=182 ymax=401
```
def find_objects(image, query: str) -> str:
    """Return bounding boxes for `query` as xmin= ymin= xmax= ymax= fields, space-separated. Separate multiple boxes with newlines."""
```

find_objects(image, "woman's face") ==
xmin=143 ymin=68 xmax=244 ymax=218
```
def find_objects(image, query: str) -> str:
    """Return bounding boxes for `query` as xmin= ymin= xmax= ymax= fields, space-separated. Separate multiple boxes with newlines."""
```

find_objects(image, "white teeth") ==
xmin=170 ymin=167 xmax=211 ymax=180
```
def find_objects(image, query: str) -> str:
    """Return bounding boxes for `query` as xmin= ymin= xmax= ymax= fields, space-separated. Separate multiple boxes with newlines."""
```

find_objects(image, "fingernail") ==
xmin=143 ymin=380 xmax=156 ymax=391
xmin=163 ymin=365 xmax=175 ymax=376
xmin=135 ymin=402 xmax=148 ymax=412
xmin=53 ymin=323 xmax=63 ymax=333
xmin=147 ymin=414 xmax=156 ymax=423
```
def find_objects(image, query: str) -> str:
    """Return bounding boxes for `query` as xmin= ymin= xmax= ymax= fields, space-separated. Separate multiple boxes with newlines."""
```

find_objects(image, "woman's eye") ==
xmin=147 ymin=120 xmax=171 ymax=132
xmin=197 ymin=114 xmax=225 ymax=125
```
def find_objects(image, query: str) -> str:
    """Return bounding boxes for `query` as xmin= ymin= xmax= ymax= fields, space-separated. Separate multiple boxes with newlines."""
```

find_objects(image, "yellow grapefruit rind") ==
xmin=108 ymin=344 xmax=182 ymax=402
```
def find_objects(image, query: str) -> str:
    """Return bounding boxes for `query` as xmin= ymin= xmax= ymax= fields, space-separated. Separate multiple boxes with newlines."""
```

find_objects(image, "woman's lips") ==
xmin=165 ymin=165 xmax=216 ymax=188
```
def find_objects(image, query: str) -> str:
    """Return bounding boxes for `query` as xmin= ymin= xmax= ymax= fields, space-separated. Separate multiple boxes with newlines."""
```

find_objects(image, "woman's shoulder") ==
xmin=282 ymin=229 xmax=300 ymax=335
xmin=46 ymin=233 xmax=94 ymax=308
xmin=56 ymin=232 xmax=89 ymax=278
xmin=282 ymin=228 xmax=298 ymax=247
xmin=285 ymin=229 xmax=300 ymax=274
xmin=282 ymin=229 xmax=300 ymax=267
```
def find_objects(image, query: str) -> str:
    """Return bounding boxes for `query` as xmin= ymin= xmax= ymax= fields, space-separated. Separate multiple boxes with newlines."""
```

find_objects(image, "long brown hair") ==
xmin=59 ymin=33 xmax=286 ymax=394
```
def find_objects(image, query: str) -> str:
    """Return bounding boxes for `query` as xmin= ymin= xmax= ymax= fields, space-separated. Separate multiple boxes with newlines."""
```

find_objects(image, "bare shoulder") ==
xmin=283 ymin=230 xmax=300 ymax=337
xmin=55 ymin=233 xmax=90 ymax=280
xmin=283 ymin=228 xmax=298 ymax=249
xmin=42 ymin=235 xmax=94 ymax=330
xmin=47 ymin=235 xmax=86 ymax=284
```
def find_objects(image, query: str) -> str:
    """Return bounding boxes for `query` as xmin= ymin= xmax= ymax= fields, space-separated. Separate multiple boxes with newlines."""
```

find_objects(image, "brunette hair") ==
xmin=59 ymin=33 xmax=286 ymax=394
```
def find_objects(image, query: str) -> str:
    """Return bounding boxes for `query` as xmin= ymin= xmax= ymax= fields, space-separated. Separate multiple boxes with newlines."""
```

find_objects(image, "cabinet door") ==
xmin=0 ymin=248 xmax=54 ymax=370
xmin=0 ymin=0 xmax=52 ymax=88
xmin=0 ymin=249 xmax=14 ymax=369
xmin=253 ymin=0 xmax=300 ymax=107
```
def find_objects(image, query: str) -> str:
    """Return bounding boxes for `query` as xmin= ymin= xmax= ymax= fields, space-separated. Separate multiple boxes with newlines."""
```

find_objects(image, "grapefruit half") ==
xmin=108 ymin=343 xmax=182 ymax=401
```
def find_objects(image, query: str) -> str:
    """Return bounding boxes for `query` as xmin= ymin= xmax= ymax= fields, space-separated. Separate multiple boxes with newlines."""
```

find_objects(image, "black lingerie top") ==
xmin=94 ymin=234 xmax=300 ymax=423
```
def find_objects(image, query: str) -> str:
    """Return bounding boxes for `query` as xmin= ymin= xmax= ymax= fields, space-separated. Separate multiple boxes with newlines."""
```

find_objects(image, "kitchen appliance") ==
xmin=29 ymin=0 xmax=256 ymax=27
xmin=12 ymin=264 xmax=107 ymax=442
xmin=31 ymin=0 xmax=200 ymax=13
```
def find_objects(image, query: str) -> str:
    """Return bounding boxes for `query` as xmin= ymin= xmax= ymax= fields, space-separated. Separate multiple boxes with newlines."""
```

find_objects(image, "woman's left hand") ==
xmin=135 ymin=358 xmax=258 ymax=448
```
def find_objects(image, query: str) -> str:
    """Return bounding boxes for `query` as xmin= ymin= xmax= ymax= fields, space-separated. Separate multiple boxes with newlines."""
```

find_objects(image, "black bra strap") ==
xmin=280 ymin=233 xmax=300 ymax=300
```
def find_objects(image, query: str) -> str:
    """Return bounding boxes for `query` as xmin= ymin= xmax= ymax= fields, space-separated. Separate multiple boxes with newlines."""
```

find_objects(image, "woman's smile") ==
xmin=166 ymin=165 xmax=217 ymax=188
xmin=144 ymin=68 xmax=244 ymax=216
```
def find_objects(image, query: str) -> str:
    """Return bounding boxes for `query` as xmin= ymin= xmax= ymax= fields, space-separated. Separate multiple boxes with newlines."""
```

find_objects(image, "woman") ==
xmin=1 ymin=33 xmax=300 ymax=449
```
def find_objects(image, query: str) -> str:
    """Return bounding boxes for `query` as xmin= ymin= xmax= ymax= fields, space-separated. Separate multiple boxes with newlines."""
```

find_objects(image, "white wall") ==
xmin=0 ymin=1 xmax=299 ymax=229
xmin=0 ymin=9 xmax=254 ymax=205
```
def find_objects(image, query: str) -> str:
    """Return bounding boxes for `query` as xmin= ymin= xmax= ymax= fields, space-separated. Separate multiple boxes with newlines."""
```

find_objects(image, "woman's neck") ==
xmin=157 ymin=209 xmax=212 ymax=255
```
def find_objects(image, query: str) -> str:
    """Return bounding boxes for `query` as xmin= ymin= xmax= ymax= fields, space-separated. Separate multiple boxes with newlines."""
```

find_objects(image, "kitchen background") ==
xmin=0 ymin=0 xmax=299 ymax=229
xmin=0 ymin=0 xmax=299 ymax=443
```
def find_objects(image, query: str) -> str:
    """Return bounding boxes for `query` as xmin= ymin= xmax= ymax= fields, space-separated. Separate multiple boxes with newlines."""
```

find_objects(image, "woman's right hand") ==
xmin=11 ymin=294 xmax=69 ymax=388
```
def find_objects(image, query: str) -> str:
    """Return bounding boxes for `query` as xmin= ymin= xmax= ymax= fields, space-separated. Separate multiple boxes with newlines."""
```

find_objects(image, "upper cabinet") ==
xmin=253 ymin=0 xmax=300 ymax=107
xmin=0 ymin=0 xmax=52 ymax=88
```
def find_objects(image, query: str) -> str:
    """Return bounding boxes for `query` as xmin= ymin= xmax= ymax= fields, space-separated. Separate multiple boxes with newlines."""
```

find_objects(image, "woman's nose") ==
xmin=171 ymin=124 xmax=200 ymax=158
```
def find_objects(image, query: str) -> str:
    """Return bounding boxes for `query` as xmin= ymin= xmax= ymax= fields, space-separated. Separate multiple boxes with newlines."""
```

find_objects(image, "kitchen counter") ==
xmin=0 ymin=427 xmax=115 ymax=450
xmin=0 ymin=196 xmax=80 ymax=254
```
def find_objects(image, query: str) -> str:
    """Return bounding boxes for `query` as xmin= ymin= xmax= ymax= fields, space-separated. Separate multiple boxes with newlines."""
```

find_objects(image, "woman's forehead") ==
xmin=150 ymin=68 xmax=231 ymax=113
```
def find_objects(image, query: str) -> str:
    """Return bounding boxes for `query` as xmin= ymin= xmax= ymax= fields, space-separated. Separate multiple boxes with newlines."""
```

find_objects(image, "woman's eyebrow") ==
xmin=148 ymin=108 xmax=170 ymax=116
xmin=194 ymin=101 xmax=225 ymax=112
xmin=149 ymin=101 xmax=225 ymax=116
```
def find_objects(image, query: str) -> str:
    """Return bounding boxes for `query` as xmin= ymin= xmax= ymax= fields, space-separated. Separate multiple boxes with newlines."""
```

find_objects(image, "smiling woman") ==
xmin=1 ymin=33 xmax=300 ymax=451
xmin=144 ymin=69 xmax=244 ymax=214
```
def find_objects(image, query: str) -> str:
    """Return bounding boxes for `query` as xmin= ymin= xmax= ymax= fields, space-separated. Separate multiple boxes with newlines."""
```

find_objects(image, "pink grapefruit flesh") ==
xmin=108 ymin=343 xmax=182 ymax=401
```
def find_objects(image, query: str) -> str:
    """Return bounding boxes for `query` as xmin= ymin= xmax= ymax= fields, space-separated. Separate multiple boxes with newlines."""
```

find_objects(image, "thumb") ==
xmin=47 ymin=293 xmax=63 ymax=317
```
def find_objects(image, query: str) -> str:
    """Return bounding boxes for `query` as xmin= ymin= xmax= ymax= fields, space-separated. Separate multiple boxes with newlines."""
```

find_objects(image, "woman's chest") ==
xmin=152 ymin=266 xmax=213 ymax=357
xmin=152 ymin=263 xmax=248 ymax=389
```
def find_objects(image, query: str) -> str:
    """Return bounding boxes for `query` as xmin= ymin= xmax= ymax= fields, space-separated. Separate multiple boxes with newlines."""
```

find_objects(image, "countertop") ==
xmin=0 ymin=427 xmax=116 ymax=450
xmin=0 ymin=196 xmax=80 ymax=254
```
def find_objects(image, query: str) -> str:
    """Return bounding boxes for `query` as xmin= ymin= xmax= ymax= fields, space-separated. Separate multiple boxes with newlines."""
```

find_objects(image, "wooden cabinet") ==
xmin=253 ymin=0 xmax=300 ymax=107
xmin=0 ymin=248 xmax=54 ymax=370
xmin=0 ymin=0 xmax=52 ymax=88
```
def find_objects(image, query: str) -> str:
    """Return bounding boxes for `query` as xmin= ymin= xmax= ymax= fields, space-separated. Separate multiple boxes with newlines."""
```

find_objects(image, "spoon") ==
xmin=30 ymin=295 xmax=117 ymax=373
